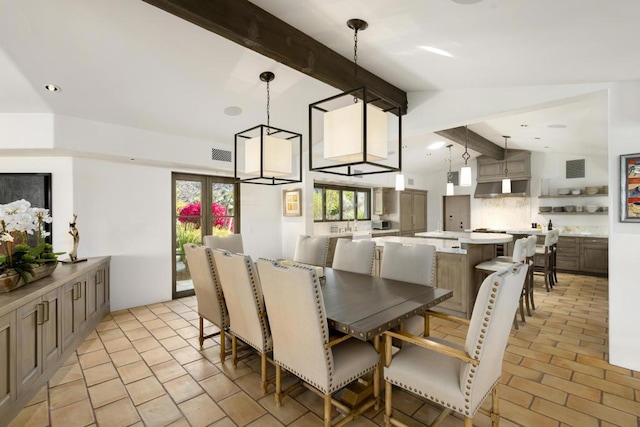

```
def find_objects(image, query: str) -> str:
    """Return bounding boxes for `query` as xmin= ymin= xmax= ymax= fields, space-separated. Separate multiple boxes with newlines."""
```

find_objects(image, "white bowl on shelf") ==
xmin=585 ymin=205 xmax=598 ymax=213
xmin=558 ymin=188 xmax=570 ymax=195
xmin=571 ymin=189 xmax=582 ymax=195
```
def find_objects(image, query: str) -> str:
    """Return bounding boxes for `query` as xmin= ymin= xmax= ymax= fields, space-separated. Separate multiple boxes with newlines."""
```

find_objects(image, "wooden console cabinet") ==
xmin=0 ymin=257 xmax=110 ymax=427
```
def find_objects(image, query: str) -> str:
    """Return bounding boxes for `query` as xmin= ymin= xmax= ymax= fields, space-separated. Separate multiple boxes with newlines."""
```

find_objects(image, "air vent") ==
xmin=566 ymin=159 xmax=585 ymax=179
xmin=408 ymin=178 xmax=414 ymax=185
xmin=211 ymin=148 xmax=232 ymax=162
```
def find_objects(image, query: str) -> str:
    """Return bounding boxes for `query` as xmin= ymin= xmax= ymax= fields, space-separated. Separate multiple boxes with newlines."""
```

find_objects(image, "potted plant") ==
xmin=0 ymin=199 xmax=63 ymax=292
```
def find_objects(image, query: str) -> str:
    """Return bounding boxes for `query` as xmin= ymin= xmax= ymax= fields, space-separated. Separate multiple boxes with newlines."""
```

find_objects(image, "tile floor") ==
xmin=9 ymin=272 xmax=640 ymax=427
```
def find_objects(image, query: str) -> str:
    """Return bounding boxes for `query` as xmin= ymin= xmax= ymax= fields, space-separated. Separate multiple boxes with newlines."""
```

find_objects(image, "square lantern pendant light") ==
xmin=234 ymin=71 xmax=302 ymax=185
xmin=309 ymin=19 xmax=402 ymax=177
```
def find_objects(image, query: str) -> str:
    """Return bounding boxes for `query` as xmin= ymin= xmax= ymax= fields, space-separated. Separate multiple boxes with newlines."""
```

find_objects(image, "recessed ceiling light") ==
xmin=44 ymin=84 xmax=60 ymax=92
xmin=223 ymin=106 xmax=242 ymax=116
xmin=419 ymin=46 xmax=453 ymax=58
xmin=548 ymin=124 xmax=567 ymax=129
xmin=520 ymin=124 xmax=528 ymax=127
xmin=428 ymin=141 xmax=446 ymax=150
xmin=451 ymin=0 xmax=483 ymax=4
xmin=534 ymin=137 xmax=541 ymax=140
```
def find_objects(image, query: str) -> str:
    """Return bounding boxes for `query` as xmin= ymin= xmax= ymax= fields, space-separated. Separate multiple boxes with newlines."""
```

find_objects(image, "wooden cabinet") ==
xmin=400 ymin=190 xmax=427 ymax=236
xmin=434 ymin=253 xmax=467 ymax=315
xmin=16 ymin=288 xmax=61 ymax=397
xmin=0 ymin=257 xmax=110 ymax=426
xmin=579 ymin=238 xmax=608 ymax=275
xmin=476 ymin=150 xmax=531 ymax=182
xmin=373 ymin=188 xmax=395 ymax=215
xmin=373 ymin=188 xmax=384 ymax=215
xmin=556 ymin=236 xmax=579 ymax=271
xmin=0 ymin=311 xmax=16 ymax=417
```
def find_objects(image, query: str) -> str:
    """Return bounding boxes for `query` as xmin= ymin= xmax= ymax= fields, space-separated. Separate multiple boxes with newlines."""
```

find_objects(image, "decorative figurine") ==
xmin=63 ymin=214 xmax=87 ymax=263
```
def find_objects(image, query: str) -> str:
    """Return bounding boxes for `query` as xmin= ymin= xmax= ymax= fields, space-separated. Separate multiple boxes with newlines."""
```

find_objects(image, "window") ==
xmin=313 ymin=184 xmax=371 ymax=222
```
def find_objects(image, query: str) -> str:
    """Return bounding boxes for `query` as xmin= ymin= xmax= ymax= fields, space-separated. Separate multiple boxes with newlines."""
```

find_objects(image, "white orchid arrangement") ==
xmin=0 ymin=199 xmax=60 ymax=283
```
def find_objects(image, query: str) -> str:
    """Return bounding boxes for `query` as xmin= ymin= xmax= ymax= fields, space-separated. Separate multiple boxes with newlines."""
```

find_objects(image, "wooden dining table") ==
xmin=321 ymin=268 xmax=453 ymax=342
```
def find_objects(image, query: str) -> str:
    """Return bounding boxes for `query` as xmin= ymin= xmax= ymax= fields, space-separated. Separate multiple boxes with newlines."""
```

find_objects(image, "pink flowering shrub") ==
xmin=177 ymin=202 xmax=233 ymax=231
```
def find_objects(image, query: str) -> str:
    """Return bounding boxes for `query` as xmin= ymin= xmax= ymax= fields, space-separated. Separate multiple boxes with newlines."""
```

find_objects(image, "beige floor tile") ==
xmin=150 ymin=359 xmax=187 ymax=383
xmin=26 ymin=384 xmax=49 ymax=406
xmin=180 ymin=310 xmax=199 ymax=321
xmin=183 ymin=358 xmax=220 ymax=381
xmin=131 ymin=336 xmax=162 ymax=352
xmin=49 ymin=398 xmax=94 ymax=427
xmin=148 ymin=303 xmax=172 ymax=314
xmin=98 ymin=327 xmax=127 ymax=342
xmin=140 ymin=347 xmax=173 ymax=366
xmin=88 ymin=378 xmax=128 ymax=408
xmin=93 ymin=397 xmax=141 ymax=427
xmin=566 ymin=395 xmax=638 ymax=427
xmin=167 ymin=418 xmax=190 ymax=427
xmin=163 ymin=374 xmax=204 ymax=403
xmin=109 ymin=347 xmax=142 ymax=367
xmin=178 ymin=393 xmax=226 ymax=427
xmin=76 ymin=338 xmax=105 ymax=355
xmin=258 ymin=394 xmax=309 ymax=425
xmin=95 ymin=319 xmax=119 ymax=332
xmin=287 ymin=412 xmax=324 ymax=426
xmin=83 ymin=362 xmax=119 ymax=387
xmin=246 ymin=414 xmax=285 ymax=426
xmin=170 ymin=345 xmax=203 ymax=365
xmin=79 ymin=348 xmax=111 ymax=369
xmin=49 ymin=378 xmax=88 ymax=410
xmin=137 ymin=395 xmax=182 ymax=427
xmin=541 ymin=373 xmax=602 ymax=402
xmin=150 ymin=326 xmax=178 ymax=340
xmin=200 ymin=372 xmax=242 ymax=401
xmin=157 ymin=312 xmax=181 ymax=322
xmin=124 ymin=327 xmax=153 ymax=341
xmin=117 ymin=319 xmax=143 ymax=331
xmin=132 ymin=311 xmax=158 ymax=323
xmin=508 ymin=376 xmax=567 ymax=404
xmin=159 ymin=335 xmax=189 ymax=351
xmin=48 ymin=362 xmax=84 ymax=387
xmin=175 ymin=325 xmax=199 ymax=340
xmin=142 ymin=318 xmax=167 ymax=330
xmin=126 ymin=376 xmax=166 ymax=406
xmin=218 ymin=391 xmax=267 ymax=426
xmin=117 ymin=359 xmax=153 ymax=384
xmin=102 ymin=336 xmax=133 ymax=353
xmin=8 ymin=400 xmax=49 ymax=427
xmin=165 ymin=318 xmax=190 ymax=330
xmin=235 ymin=372 xmax=269 ymax=400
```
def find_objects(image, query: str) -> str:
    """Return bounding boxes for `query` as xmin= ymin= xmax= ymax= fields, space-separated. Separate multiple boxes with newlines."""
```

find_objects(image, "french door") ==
xmin=172 ymin=173 xmax=240 ymax=299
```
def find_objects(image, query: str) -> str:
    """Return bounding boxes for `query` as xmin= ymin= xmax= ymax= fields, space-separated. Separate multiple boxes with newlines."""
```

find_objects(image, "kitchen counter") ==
xmin=371 ymin=236 xmax=466 ymax=254
xmin=315 ymin=229 xmax=400 ymax=238
xmin=414 ymin=231 xmax=514 ymax=244
xmin=485 ymin=229 xmax=609 ymax=239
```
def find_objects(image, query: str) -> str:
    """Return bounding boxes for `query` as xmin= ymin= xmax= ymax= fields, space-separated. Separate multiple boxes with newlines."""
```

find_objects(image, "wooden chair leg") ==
xmin=464 ymin=416 xmax=473 ymax=427
xmin=491 ymin=385 xmax=500 ymax=427
xmin=519 ymin=294 xmax=526 ymax=323
xmin=220 ymin=329 xmax=226 ymax=363
xmin=323 ymin=394 xmax=332 ymax=427
xmin=528 ymin=267 xmax=536 ymax=311
xmin=260 ymin=352 xmax=268 ymax=394
xmin=384 ymin=381 xmax=393 ymax=427
xmin=232 ymin=335 xmax=238 ymax=368
xmin=513 ymin=313 xmax=519 ymax=330
xmin=275 ymin=365 xmax=282 ymax=407
xmin=198 ymin=316 xmax=204 ymax=349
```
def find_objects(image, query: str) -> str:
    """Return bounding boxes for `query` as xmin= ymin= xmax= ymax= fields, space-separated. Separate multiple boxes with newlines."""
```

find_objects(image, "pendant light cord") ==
xmin=353 ymin=27 xmax=359 ymax=102
xmin=504 ymin=136 xmax=509 ymax=176
xmin=447 ymin=144 xmax=453 ymax=183
xmin=266 ymin=79 xmax=271 ymax=134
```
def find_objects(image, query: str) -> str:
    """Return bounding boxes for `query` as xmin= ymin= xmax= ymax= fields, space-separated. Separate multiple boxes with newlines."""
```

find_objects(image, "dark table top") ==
xmin=322 ymin=268 xmax=453 ymax=341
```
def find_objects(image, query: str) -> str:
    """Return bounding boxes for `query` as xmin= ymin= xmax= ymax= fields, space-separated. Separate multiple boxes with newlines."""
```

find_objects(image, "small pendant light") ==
xmin=460 ymin=126 xmax=472 ymax=187
xmin=446 ymin=144 xmax=454 ymax=196
xmin=502 ymin=135 xmax=511 ymax=194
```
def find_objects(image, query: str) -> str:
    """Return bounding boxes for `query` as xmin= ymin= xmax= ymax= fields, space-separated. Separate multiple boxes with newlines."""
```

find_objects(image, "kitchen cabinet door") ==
xmin=434 ymin=253 xmax=467 ymax=315
xmin=0 ymin=311 xmax=16 ymax=418
xmin=399 ymin=190 xmax=428 ymax=236
xmin=580 ymin=238 xmax=608 ymax=275
xmin=16 ymin=298 xmax=42 ymax=396
xmin=61 ymin=276 xmax=88 ymax=351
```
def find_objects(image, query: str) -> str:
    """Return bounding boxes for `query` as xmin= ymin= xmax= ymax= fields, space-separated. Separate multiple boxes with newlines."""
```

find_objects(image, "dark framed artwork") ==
xmin=620 ymin=153 xmax=640 ymax=222
xmin=0 ymin=173 xmax=53 ymax=243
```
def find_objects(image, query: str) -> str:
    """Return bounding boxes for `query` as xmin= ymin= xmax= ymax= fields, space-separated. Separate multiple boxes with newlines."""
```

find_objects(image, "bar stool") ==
xmin=534 ymin=230 xmax=557 ymax=292
xmin=475 ymin=237 xmax=528 ymax=328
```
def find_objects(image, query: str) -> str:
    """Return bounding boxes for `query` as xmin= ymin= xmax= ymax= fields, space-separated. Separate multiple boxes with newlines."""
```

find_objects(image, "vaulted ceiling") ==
xmin=1 ymin=0 xmax=638 ymax=173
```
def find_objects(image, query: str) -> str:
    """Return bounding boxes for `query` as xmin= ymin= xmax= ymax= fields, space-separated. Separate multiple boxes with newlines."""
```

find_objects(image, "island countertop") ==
xmin=371 ymin=236 xmax=467 ymax=254
xmin=414 ymin=231 xmax=513 ymax=244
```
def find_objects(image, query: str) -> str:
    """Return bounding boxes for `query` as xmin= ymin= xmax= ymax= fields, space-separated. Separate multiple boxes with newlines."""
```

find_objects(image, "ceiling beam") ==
xmin=435 ymin=127 xmax=504 ymax=160
xmin=142 ymin=0 xmax=408 ymax=114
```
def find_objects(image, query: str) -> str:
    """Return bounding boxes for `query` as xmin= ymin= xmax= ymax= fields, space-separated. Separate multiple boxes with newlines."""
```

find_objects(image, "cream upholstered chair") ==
xmin=256 ymin=259 xmax=380 ymax=427
xmin=204 ymin=234 xmax=244 ymax=254
xmin=331 ymin=238 xmax=376 ymax=275
xmin=475 ymin=237 xmax=528 ymax=327
xmin=293 ymin=235 xmax=330 ymax=267
xmin=383 ymin=263 xmax=528 ymax=427
xmin=534 ymin=230 xmax=556 ymax=292
xmin=379 ymin=242 xmax=436 ymax=336
xmin=183 ymin=244 xmax=230 ymax=361
xmin=212 ymin=250 xmax=273 ymax=393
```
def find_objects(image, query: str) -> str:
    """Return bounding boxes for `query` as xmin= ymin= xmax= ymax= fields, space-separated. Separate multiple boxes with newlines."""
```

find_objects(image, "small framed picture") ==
xmin=283 ymin=188 xmax=302 ymax=217
xmin=620 ymin=153 xmax=640 ymax=222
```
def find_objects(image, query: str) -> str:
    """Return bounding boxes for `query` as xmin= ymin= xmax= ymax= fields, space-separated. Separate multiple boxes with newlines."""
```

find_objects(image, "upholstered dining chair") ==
xmin=293 ymin=235 xmax=330 ymax=267
xmin=475 ymin=237 xmax=528 ymax=327
xmin=212 ymin=249 xmax=273 ymax=394
xmin=256 ymin=259 xmax=380 ymax=427
xmin=183 ymin=244 xmax=230 ymax=361
xmin=534 ymin=230 xmax=556 ymax=292
xmin=379 ymin=242 xmax=436 ymax=336
xmin=383 ymin=263 xmax=528 ymax=427
xmin=331 ymin=238 xmax=376 ymax=275
xmin=204 ymin=233 xmax=244 ymax=254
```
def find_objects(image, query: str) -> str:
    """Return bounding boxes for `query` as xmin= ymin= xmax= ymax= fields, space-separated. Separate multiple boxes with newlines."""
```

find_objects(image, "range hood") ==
xmin=474 ymin=180 xmax=530 ymax=198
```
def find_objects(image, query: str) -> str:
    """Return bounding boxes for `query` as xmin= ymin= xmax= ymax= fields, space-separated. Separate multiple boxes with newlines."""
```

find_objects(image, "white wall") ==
xmin=0 ymin=113 xmax=55 ymax=149
xmin=607 ymin=82 xmax=640 ymax=371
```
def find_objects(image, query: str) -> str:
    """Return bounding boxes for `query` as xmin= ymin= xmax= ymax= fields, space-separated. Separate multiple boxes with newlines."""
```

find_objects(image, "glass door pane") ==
xmin=174 ymin=178 xmax=203 ymax=295
xmin=211 ymin=183 xmax=235 ymax=236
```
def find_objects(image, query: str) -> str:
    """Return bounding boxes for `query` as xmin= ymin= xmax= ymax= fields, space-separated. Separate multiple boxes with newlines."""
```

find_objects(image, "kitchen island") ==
xmin=372 ymin=232 xmax=513 ymax=318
